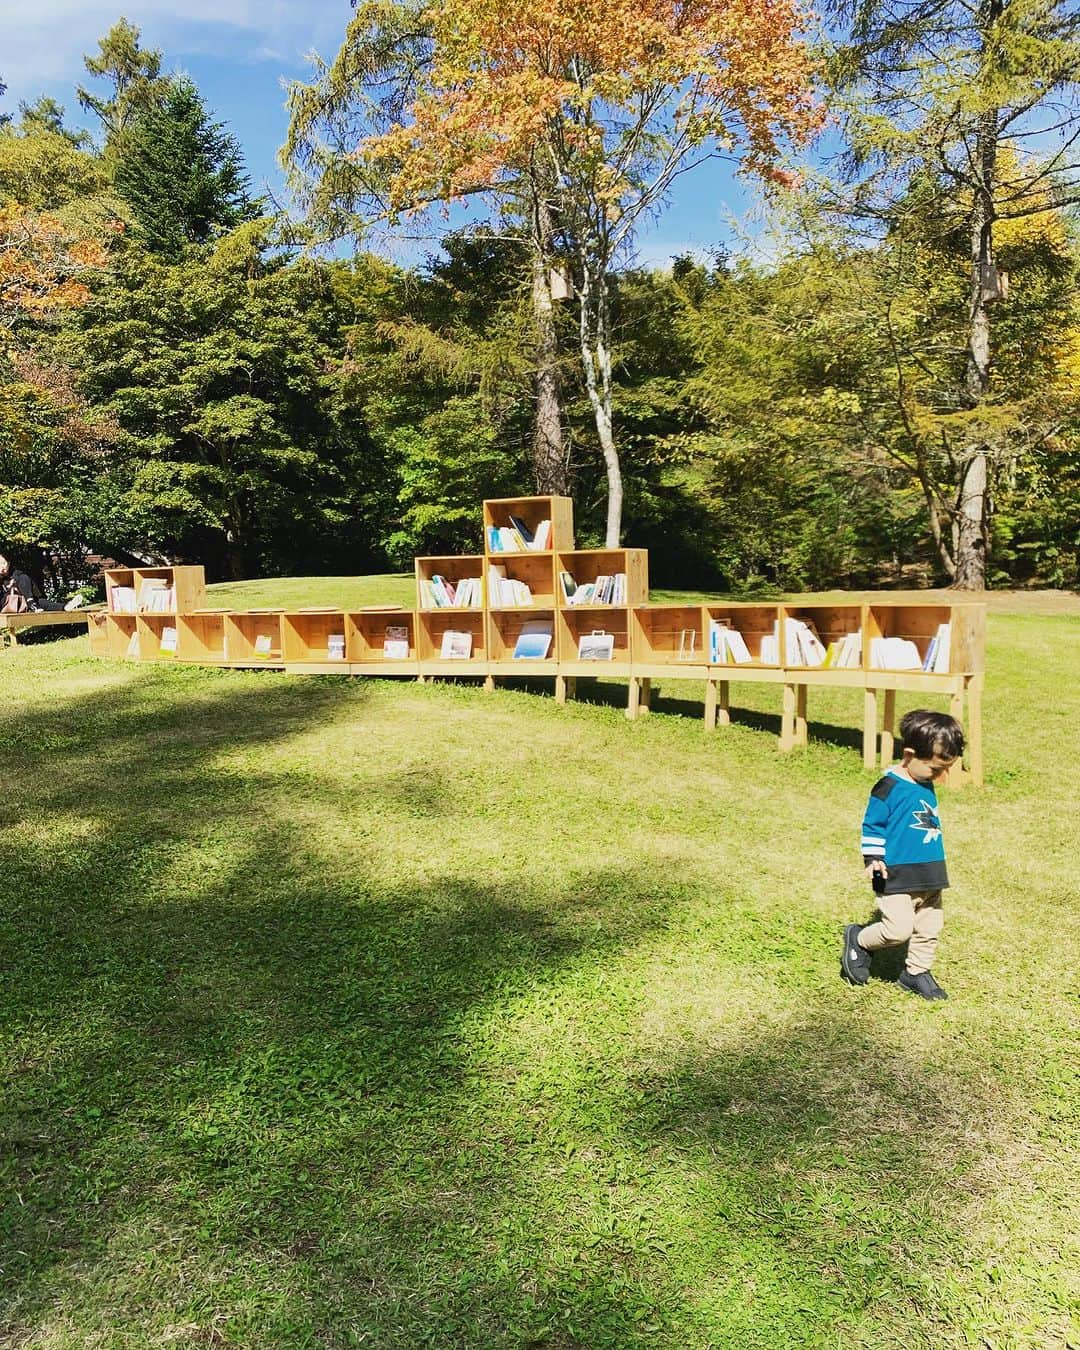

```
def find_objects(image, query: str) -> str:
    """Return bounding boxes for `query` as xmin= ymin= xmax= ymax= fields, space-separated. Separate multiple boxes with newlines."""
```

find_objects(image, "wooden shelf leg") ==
xmin=626 ymin=677 xmax=640 ymax=721
xmin=639 ymin=677 xmax=652 ymax=716
xmin=780 ymin=682 xmax=796 ymax=752
xmin=863 ymin=688 xmax=879 ymax=770
xmin=880 ymin=688 xmax=896 ymax=768
xmin=483 ymin=674 xmax=495 ymax=692
xmin=795 ymin=684 xmax=808 ymax=747
xmin=717 ymin=679 xmax=730 ymax=727
xmin=704 ymin=678 xmax=717 ymax=731
xmin=555 ymin=674 xmax=567 ymax=705
xmin=946 ymin=683 xmax=965 ymax=788
xmin=966 ymin=672 xmax=984 ymax=787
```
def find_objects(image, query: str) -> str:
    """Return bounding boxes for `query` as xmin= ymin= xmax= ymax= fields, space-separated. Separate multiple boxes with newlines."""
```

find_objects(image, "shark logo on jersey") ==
xmin=910 ymin=801 xmax=941 ymax=843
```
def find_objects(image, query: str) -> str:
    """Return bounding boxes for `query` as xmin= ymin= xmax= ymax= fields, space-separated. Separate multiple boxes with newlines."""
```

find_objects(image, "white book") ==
xmin=440 ymin=629 xmax=473 ymax=659
xmin=760 ymin=633 xmax=779 ymax=664
xmin=932 ymin=622 xmax=951 ymax=673
xmin=530 ymin=519 xmax=551 ymax=550
xmin=159 ymin=625 xmax=178 ymax=655
xmin=327 ymin=633 xmax=346 ymax=660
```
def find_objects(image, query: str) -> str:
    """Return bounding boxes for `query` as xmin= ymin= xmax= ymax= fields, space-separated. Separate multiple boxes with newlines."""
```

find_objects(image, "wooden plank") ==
xmin=863 ymin=689 xmax=878 ymax=769
xmin=780 ymin=682 xmax=796 ymax=752
xmin=881 ymin=688 xmax=896 ymax=767
xmin=795 ymin=684 xmax=808 ymax=747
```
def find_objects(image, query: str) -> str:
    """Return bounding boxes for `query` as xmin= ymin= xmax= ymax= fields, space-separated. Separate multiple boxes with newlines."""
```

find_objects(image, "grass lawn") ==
xmin=1 ymin=581 xmax=1077 ymax=1348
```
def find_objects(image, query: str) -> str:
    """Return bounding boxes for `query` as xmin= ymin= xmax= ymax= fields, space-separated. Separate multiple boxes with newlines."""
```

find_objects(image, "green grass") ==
xmin=1 ymin=583 xmax=1078 ymax=1348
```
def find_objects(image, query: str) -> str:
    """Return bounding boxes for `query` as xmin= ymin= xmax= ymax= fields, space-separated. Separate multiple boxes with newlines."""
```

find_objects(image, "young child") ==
xmin=841 ymin=709 xmax=965 ymax=1000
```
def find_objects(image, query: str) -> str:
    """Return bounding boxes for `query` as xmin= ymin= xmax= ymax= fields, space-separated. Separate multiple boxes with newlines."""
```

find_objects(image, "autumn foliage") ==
xmin=0 ymin=205 xmax=111 ymax=324
xmin=362 ymin=0 xmax=823 ymax=211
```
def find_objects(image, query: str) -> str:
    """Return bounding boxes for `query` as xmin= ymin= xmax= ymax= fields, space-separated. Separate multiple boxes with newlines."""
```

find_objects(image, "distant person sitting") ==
xmin=0 ymin=552 xmax=85 ymax=613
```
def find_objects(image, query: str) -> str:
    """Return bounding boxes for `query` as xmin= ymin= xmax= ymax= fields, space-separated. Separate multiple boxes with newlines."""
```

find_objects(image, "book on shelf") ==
xmin=327 ymin=633 xmax=346 ymax=660
xmin=822 ymin=631 xmax=862 ymax=668
xmin=563 ymin=571 xmax=626 ymax=606
xmin=110 ymin=585 xmax=137 ymax=613
xmin=124 ymin=629 xmax=141 ymax=659
xmin=159 ymin=625 xmax=178 ymax=655
xmin=440 ymin=628 xmax=473 ymax=659
xmin=253 ymin=633 xmax=275 ymax=658
xmin=925 ymin=621 xmax=951 ymax=673
xmin=758 ymin=622 xmax=780 ymax=665
xmin=512 ymin=619 xmax=553 ymax=660
xmin=486 ymin=564 xmax=534 ymax=607
xmin=577 ymin=630 xmax=615 ymax=661
xmin=383 ymin=624 xmax=410 ymax=659
xmin=137 ymin=578 xmax=174 ymax=612
xmin=488 ymin=518 xmax=552 ymax=552
xmin=421 ymin=574 xmax=481 ymax=609
xmin=783 ymin=617 xmax=828 ymax=667
xmin=708 ymin=620 xmax=752 ymax=664
xmin=870 ymin=636 xmax=923 ymax=670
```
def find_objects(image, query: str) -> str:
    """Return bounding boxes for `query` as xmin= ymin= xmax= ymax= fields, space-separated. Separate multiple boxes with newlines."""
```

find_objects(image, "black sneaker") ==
xmin=897 ymin=970 xmax=948 ymax=1001
xmin=841 ymin=924 xmax=871 ymax=985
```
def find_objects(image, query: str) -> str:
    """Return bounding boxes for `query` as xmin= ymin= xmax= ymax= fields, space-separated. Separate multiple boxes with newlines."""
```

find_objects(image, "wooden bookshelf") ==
xmin=224 ymin=611 xmax=284 ymax=666
xmin=417 ymin=608 xmax=488 ymax=673
xmin=486 ymin=553 xmax=557 ymax=608
xmin=631 ymin=604 xmax=706 ymax=668
xmin=704 ymin=603 xmax=782 ymax=671
xmin=416 ymin=556 xmax=485 ymax=611
xmin=87 ymin=611 xmax=111 ymax=658
xmin=347 ymin=610 xmax=418 ymax=675
xmin=488 ymin=609 xmax=557 ymax=665
xmin=103 ymin=613 xmax=139 ymax=659
xmin=558 ymin=606 xmax=632 ymax=673
xmin=136 ymin=614 xmax=179 ymax=661
xmin=105 ymin=564 xmax=206 ymax=615
xmin=483 ymin=495 xmax=574 ymax=554
xmin=177 ymin=610 xmax=229 ymax=664
xmin=282 ymin=611 xmax=349 ymax=671
xmin=556 ymin=548 xmax=648 ymax=607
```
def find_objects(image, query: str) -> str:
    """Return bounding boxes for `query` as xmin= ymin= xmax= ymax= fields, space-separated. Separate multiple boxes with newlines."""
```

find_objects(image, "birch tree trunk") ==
xmin=578 ymin=259 xmax=623 ymax=546
xmin=530 ymin=186 xmax=567 ymax=494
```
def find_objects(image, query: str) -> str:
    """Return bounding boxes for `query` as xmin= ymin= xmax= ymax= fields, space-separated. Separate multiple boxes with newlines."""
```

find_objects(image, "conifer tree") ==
xmin=77 ymin=18 xmax=168 ymax=147
xmin=113 ymin=79 xmax=256 ymax=257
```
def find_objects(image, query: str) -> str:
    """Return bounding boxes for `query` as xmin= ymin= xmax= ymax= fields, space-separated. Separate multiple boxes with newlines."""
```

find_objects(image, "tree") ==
xmin=287 ymin=0 xmax=821 ymax=542
xmin=824 ymin=0 xmax=1080 ymax=587
xmin=112 ymin=79 xmax=256 ymax=257
xmin=1 ymin=103 xmax=109 ymax=213
xmin=77 ymin=18 xmax=169 ymax=148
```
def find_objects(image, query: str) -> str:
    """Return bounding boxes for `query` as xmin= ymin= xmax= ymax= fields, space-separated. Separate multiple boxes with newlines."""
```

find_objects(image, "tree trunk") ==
xmin=956 ymin=96 xmax=999 ymax=588
xmin=530 ymin=188 xmax=567 ymax=494
xmin=578 ymin=260 xmax=623 ymax=546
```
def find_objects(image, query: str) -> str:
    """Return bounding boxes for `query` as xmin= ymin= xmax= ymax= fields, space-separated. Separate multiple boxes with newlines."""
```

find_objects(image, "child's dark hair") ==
xmin=900 ymin=709 xmax=965 ymax=759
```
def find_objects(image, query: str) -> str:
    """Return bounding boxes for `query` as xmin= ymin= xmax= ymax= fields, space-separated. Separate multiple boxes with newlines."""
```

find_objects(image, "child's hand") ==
xmin=864 ymin=861 xmax=888 ymax=881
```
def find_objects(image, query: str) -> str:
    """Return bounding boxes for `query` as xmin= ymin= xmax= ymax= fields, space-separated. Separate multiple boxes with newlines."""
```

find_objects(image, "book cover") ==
xmin=327 ymin=633 xmax=346 ymax=660
xmin=513 ymin=629 xmax=552 ymax=659
xmin=159 ymin=625 xmax=178 ymax=655
xmin=383 ymin=624 xmax=410 ymax=659
xmin=253 ymin=633 xmax=274 ymax=658
xmin=440 ymin=629 xmax=473 ymax=659
xmin=507 ymin=513 xmax=535 ymax=545
xmin=577 ymin=630 xmax=615 ymax=661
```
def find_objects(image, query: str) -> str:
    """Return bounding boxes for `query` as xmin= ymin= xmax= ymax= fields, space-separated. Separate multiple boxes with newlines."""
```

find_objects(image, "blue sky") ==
xmin=1 ymin=0 xmax=769 ymax=269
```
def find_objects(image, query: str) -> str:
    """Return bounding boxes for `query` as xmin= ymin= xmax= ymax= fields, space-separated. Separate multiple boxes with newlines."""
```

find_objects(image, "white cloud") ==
xmin=0 ymin=0 xmax=349 ymax=109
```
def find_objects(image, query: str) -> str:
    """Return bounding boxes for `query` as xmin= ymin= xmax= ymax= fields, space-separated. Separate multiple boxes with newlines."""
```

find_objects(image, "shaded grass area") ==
xmin=1 ymin=604 xmax=1078 ymax=1348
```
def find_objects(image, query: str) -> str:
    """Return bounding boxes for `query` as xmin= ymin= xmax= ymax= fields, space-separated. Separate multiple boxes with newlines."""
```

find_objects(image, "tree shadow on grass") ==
xmin=0 ymin=668 xmax=687 ymax=1346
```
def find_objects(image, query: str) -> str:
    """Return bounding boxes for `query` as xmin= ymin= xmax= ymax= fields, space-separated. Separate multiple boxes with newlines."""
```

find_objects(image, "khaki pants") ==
xmin=859 ymin=891 xmax=944 ymax=975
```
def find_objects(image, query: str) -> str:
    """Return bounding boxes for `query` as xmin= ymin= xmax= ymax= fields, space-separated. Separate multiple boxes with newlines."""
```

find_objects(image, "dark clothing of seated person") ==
xmin=0 ymin=555 xmax=66 ymax=613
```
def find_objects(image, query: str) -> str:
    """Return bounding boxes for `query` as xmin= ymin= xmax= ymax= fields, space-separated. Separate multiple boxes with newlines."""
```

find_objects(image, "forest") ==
xmin=2 ymin=8 xmax=1078 ymax=595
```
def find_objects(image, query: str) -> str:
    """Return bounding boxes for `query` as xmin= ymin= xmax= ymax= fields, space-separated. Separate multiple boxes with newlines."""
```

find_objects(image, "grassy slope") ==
xmin=1 ymin=584 xmax=1077 ymax=1348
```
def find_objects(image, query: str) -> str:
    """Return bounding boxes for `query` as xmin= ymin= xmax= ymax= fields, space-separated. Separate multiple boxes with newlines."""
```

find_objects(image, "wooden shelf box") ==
xmin=704 ymin=604 xmax=781 ymax=669
xmin=417 ymin=609 xmax=487 ymax=664
xmin=347 ymin=610 xmax=418 ymax=671
xmin=105 ymin=564 xmax=206 ymax=615
xmin=486 ymin=553 xmax=557 ymax=608
xmin=483 ymin=495 xmax=574 ymax=554
xmin=416 ymin=556 xmax=485 ymax=611
xmin=558 ymin=607 xmax=632 ymax=670
xmin=781 ymin=604 xmax=864 ymax=672
xmin=865 ymin=603 xmax=952 ymax=674
xmin=104 ymin=613 xmax=140 ymax=658
xmin=556 ymin=548 xmax=648 ymax=608
xmin=631 ymin=604 xmax=706 ymax=666
xmin=135 ymin=614 xmax=179 ymax=661
xmin=177 ymin=611 xmax=228 ymax=663
xmin=488 ymin=609 xmax=557 ymax=665
xmin=87 ymin=611 xmax=111 ymax=658
xmin=224 ymin=611 xmax=284 ymax=665
xmin=282 ymin=611 xmax=349 ymax=666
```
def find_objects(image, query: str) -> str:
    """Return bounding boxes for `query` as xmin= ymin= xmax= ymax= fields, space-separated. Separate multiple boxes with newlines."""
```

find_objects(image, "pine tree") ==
xmin=77 ymin=18 xmax=168 ymax=146
xmin=113 ymin=80 xmax=257 ymax=257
